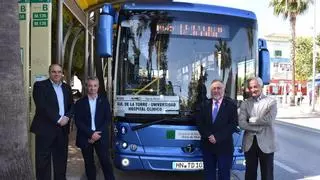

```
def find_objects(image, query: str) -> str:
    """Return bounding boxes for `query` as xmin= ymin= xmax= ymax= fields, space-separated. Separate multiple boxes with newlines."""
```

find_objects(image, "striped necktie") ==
xmin=212 ymin=100 xmax=219 ymax=123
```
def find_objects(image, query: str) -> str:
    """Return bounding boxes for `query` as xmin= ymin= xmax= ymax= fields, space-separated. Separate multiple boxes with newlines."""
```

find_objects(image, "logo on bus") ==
xmin=182 ymin=144 xmax=195 ymax=153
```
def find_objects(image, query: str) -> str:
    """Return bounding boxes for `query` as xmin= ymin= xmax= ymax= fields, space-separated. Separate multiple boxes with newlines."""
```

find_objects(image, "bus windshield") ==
xmin=115 ymin=10 xmax=257 ymax=117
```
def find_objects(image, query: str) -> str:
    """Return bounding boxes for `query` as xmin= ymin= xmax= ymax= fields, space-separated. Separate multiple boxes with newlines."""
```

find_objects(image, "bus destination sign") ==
xmin=156 ymin=21 xmax=229 ymax=38
xmin=115 ymin=95 xmax=180 ymax=116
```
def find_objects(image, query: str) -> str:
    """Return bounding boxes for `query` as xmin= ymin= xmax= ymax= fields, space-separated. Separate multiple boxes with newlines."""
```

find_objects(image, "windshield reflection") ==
xmin=117 ymin=10 xmax=256 ymax=115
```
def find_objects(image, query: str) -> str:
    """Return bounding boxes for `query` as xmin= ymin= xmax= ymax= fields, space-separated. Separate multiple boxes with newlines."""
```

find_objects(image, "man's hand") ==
xmin=208 ymin=135 xmax=216 ymax=144
xmin=91 ymin=131 xmax=102 ymax=141
xmin=88 ymin=139 xmax=95 ymax=144
xmin=58 ymin=116 xmax=69 ymax=126
xmin=249 ymin=117 xmax=258 ymax=123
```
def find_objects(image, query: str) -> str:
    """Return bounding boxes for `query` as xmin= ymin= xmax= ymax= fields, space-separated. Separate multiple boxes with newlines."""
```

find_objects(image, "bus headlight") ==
xmin=122 ymin=142 xmax=128 ymax=149
xmin=121 ymin=158 xmax=130 ymax=167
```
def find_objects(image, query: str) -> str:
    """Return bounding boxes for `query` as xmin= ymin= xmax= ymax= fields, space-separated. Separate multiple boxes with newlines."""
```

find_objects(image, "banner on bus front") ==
xmin=115 ymin=95 xmax=180 ymax=116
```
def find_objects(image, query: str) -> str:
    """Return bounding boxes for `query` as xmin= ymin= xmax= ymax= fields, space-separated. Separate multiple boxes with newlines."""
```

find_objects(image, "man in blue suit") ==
xmin=74 ymin=77 xmax=115 ymax=180
xmin=196 ymin=80 xmax=238 ymax=180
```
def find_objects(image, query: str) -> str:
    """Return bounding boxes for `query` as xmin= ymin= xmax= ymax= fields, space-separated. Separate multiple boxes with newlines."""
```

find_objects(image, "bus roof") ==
xmin=122 ymin=2 xmax=257 ymax=21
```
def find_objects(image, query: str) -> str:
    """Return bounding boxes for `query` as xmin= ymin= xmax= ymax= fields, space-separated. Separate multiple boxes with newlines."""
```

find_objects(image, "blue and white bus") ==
xmin=98 ymin=2 xmax=270 ymax=171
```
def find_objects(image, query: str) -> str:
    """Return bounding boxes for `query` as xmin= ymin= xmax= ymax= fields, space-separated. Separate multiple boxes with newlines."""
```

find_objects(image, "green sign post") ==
xmin=19 ymin=0 xmax=30 ymax=100
xmin=30 ymin=0 xmax=52 ymax=83
xmin=29 ymin=0 xmax=52 ymax=173
xmin=19 ymin=0 xmax=34 ymax=173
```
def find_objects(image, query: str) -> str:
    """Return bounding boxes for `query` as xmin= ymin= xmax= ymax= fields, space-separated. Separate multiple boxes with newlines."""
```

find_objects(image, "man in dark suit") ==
xmin=30 ymin=64 xmax=74 ymax=180
xmin=74 ymin=77 xmax=115 ymax=180
xmin=196 ymin=80 xmax=237 ymax=180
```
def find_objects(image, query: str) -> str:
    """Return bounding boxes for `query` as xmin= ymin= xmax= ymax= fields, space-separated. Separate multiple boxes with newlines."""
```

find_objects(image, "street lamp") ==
xmin=311 ymin=0 xmax=317 ymax=112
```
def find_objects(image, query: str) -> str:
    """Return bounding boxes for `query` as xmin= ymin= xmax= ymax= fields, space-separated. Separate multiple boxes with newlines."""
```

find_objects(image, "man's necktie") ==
xmin=212 ymin=100 xmax=219 ymax=123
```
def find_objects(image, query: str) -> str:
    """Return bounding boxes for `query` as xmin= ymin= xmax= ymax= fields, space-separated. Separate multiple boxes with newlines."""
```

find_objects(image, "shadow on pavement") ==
xmin=67 ymin=125 xmax=85 ymax=179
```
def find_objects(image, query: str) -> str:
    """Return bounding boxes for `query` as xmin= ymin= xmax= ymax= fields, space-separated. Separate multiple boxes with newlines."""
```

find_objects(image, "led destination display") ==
xmin=156 ymin=21 xmax=229 ymax=38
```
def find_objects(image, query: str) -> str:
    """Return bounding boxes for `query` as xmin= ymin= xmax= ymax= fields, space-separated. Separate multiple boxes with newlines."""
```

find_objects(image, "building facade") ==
xmin=265 ymin=33 xmax=307 ymax=95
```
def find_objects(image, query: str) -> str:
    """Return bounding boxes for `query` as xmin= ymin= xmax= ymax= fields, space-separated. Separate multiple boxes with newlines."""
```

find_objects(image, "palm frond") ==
xmin=270 ymin=0 xmax=312 ymax=19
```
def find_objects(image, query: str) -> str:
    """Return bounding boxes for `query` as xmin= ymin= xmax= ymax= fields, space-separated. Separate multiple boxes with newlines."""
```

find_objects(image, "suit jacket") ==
xmin=30 ymin=79 xmax=74 ymax=138
xmin=196 ymin=97 xmax=238 ymax=154
xmin=75 ymin=94 xmax=112 ymax=149
xmin=238 ymin=94 xmax=278 ymax=153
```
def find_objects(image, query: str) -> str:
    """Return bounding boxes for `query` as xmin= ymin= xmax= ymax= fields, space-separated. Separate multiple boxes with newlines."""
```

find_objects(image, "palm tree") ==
xmin=147 ymin=13 xmax=171 ymax=89
xmin=270 ymin=0 xmax=312 ymax=106
xmin=129 ymin=15 xmax=149 ymax=81
xmin=247 ymin=27 xmax=254 ymax=59
xmin=214 ymin=39 xmax=232 ymax=81
xmin=147 ymin=18 xmax=158 ymax=80
xmin=0 ymin=1 xmax=33 ymax=179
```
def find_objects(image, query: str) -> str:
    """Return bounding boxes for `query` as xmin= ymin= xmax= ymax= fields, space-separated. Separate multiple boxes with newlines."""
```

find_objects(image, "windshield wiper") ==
xmin=131 ymin=116 xmax=193 ymax=131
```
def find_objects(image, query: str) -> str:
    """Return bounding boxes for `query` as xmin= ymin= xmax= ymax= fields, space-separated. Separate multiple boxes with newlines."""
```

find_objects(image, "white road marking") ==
xmin=274 ymin=160 xmax=299 ymax=174
xmin=275 ymin=120 xmax=320 ymax=134
xmin=297 ymin=175 xmax=320 ymax=180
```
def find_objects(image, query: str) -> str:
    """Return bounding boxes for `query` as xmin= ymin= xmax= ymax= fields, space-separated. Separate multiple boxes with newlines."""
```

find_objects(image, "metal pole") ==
xmin=89 ymin=10 xmax=95 ymax=76
xmin=108 ymin=57 xmax=113 ymax=106
xmin=90 ymin=26 xmax=95 ymax=76
xmin=84 ymin=13 xmax=89 ymax=81
xmin=311 ymin=0 xmax=317 ymax=111
xmin=56 ymin=0 xmax=63 ymax=65
xmin=68 ymin=28 xmax=84 ymax=84
xmin=62 ymin=21 xmax=74 ymax=66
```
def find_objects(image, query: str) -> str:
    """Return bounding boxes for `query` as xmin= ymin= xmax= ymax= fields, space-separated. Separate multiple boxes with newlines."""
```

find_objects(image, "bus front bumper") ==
xmin=114 ymin=153 xmax=245 ymax=171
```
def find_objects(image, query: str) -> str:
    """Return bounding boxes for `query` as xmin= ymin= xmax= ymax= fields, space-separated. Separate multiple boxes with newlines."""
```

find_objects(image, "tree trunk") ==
xmin=290 ymin=15 xmax=296 ymax=106
xmin=0 ymin=1 xmax=33 ymax=179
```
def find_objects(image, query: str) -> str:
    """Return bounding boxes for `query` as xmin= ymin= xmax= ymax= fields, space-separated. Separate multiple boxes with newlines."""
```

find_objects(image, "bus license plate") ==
xmin=172 ymin=161 xmax=203 ymax=170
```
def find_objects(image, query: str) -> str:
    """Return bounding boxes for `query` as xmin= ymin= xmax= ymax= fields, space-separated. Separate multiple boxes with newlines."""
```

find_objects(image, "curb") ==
xmin=275 ymin=120 xmax=320 ymax=133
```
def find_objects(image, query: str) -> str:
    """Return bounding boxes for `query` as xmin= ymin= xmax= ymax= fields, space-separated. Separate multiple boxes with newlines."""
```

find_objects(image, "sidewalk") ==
xmin=276 ymin=99 xmax=320 ymax=131
xmin=66 ymin=126 xmax=85 ymax=180
xmin=66 ymin=125 xmax=105 ymax=180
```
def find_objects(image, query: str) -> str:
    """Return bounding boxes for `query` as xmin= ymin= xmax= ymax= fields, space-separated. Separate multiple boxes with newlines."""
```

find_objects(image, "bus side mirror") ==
xmin=258 ymin=49 xmax=270 ymax=85
xmin=98 ymin=4 xmax=114 ymax=57
xmin=258 ymin=39 xmax=270 ymax=85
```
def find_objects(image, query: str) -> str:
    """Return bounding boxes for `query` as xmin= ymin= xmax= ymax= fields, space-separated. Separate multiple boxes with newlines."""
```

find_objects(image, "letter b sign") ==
xmin=20 ymin=5 xmax=26 ymax=12
xmin=43 ymin=4 xmax=48 ymax=11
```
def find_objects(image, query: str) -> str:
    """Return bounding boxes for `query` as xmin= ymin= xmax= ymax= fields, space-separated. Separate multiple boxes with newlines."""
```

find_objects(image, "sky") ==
xmin=174 ymin=0 xmax=320 ymax=38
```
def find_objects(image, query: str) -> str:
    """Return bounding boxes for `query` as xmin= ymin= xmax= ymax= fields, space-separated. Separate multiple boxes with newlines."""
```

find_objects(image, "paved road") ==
xmin=273 ymin=120 xmax=320 ymax=180
xmin=233 ymin=120 xmax=320 ymax=180
xmin=110 ymin=121 xmax=320 ymax=180
xmin=114 ymin=169 xmax=203 ymax=180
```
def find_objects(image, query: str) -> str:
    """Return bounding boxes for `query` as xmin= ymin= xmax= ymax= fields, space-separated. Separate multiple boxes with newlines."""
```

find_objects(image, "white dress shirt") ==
xmin=88 ymin=96 xmax=97 ymax=131
xmin=51 ymin=80 xmax=64 ymax=122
